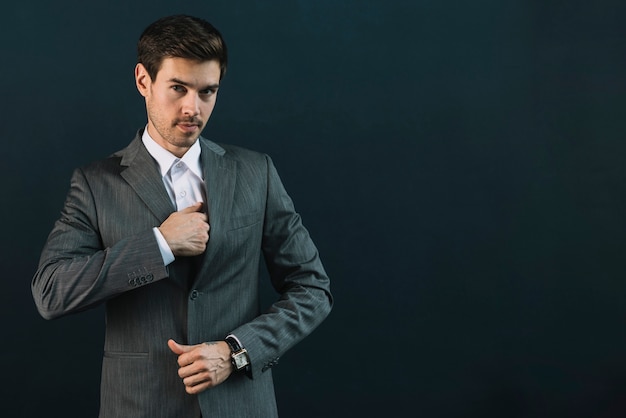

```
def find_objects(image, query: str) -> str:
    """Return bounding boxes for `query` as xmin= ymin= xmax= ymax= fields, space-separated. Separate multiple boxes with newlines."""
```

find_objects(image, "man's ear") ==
xmin=135 ymin=63 xmax=150 ymax=97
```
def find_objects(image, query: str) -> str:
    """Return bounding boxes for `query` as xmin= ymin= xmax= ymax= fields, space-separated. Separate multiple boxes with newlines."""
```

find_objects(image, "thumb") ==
xmin=168 ymin=339 xmax=192 ymax=355
xmin=179 ymin=201 xmax=203 ymax=213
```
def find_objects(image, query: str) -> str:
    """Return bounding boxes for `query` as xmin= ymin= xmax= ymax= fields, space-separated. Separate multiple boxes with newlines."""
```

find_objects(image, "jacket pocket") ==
xmin=227 ymin=212 xmax=262 ymax=231
xmin=104 ymin=351 xmax=149 ymax=359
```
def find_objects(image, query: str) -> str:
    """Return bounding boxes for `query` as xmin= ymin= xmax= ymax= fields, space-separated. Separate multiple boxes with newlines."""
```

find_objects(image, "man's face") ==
xmin=135 ymin=57 xmax=221 ymax=157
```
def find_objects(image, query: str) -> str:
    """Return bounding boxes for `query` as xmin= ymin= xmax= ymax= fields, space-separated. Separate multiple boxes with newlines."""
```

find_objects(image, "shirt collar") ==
xmin=141 ymin=127 xmax=203 ymax=179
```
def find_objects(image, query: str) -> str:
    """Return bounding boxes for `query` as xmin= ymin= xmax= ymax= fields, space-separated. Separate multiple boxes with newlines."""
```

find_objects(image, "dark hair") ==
xmin=137 ymin=15 xmax=228 ymax=80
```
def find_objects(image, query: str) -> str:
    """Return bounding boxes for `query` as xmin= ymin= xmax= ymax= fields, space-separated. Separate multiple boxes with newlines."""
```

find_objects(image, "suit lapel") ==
xmin=194 ymin=138 xmax=237 ymax=285
xmin=119 ymin=134 xmax=175 ymax=222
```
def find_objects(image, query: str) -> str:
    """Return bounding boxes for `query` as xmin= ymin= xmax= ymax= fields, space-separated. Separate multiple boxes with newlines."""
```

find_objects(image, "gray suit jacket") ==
xmin=32 ymin=131 xmax=332 ymax=417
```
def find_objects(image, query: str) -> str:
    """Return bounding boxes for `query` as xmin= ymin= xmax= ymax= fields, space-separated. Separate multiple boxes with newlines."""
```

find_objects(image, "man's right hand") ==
xmin=158 ymin=202 xmax=210 ymax=257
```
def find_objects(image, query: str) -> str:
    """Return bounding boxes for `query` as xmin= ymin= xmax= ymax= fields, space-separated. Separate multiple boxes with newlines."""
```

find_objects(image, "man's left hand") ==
xmin=168 ymin=339 xmax=233 ymax=394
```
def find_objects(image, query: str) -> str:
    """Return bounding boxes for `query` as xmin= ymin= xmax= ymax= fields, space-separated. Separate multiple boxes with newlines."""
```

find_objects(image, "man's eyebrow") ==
xmin=168 ymin=77 xmax=220 ymax=90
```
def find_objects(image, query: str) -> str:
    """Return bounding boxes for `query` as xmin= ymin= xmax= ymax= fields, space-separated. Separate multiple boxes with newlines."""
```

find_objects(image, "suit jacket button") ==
xmin=190 ymin=290 xmax=199 ymax=300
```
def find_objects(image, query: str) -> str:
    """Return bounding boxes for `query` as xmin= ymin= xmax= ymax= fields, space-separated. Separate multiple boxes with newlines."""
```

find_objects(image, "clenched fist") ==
xmin=158 ymin=202 xmax=210 ymax=256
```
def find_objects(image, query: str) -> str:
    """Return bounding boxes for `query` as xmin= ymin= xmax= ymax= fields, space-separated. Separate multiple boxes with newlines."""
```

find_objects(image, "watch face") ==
xmin=233 ymin=352 xmax=249 ymax=369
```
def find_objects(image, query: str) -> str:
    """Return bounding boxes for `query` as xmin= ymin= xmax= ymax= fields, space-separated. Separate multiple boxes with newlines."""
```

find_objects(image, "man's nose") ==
xmin=182 ymin=94 xmax=200 ymax=116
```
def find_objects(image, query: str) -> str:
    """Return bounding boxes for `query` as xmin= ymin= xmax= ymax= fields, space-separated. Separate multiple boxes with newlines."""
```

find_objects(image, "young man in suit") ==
xmin=32 ymin=14 xmax=332 ymax=417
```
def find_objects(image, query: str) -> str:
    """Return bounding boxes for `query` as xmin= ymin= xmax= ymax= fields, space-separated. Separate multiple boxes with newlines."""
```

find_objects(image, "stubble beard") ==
xmin=149 ymin=114 xmax=205 ymax=151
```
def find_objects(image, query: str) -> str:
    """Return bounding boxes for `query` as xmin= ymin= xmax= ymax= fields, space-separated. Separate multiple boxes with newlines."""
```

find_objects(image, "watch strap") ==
xmin=224 ymin=336 xmax=241 ymax=353
xmin=225 ymin=335 xmax=250 ymax=372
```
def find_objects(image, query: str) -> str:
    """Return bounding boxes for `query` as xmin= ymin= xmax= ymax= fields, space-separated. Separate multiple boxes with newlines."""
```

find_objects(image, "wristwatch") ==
xmin=225 ymin=335 xmax=250 ymax=371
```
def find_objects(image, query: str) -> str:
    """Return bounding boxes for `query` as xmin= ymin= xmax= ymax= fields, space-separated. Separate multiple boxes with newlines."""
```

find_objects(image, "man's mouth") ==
xmin=177 ymin=123 xmax=200 ymax=133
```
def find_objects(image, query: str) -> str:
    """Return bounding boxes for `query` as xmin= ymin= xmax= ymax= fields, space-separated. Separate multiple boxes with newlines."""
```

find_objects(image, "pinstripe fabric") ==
xmin=32 ymin=130 xmax=333 ymax=417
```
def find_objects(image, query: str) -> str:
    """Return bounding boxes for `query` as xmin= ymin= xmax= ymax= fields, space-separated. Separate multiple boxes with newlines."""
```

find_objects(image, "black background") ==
xmin=2 ymin=1 xmax=626 ymax=417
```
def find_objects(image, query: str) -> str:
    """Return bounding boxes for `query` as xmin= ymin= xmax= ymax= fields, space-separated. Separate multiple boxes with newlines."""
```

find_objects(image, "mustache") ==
xmin=175 ymin=117 xmax=202 ymax=125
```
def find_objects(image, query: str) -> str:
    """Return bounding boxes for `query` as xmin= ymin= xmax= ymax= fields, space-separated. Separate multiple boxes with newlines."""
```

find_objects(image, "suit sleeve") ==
xmin=32 ymin=167 xmax=169 ymax=320
xmin=230 ymin=155 xmax=333 ymax=377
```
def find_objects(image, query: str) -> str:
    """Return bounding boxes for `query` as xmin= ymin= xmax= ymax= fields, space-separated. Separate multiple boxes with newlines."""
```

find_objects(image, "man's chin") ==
xmin=175 ymin=129 xmax=203 ymax=142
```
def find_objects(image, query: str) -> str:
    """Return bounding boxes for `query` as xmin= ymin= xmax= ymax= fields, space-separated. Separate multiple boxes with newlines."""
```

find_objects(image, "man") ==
xmin=32 ymin=14 xmax=332 ymax=418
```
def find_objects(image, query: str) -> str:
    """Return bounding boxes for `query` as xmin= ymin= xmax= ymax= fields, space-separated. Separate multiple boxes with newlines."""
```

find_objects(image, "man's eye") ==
xmin=172 ymin=85 xmax=186 ymax=92
xmin=200 ymin=89 xmax=216 ymax=96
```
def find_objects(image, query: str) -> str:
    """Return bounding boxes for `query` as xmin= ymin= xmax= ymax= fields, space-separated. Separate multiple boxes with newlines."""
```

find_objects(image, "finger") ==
xmin=183 ymin=370 xmax=212 ymax=387
xmin=178 ymin=362 xmax=199 ymax=379
xmin=168 ymin=339 xmax=192 ymax=355
xmin=180 ymin=201 xmax=203 ymax=213
xmin=185 ymin=380 xmax=211 ymax=395
xmin=191 ymin=212 xmax=209 ymax=224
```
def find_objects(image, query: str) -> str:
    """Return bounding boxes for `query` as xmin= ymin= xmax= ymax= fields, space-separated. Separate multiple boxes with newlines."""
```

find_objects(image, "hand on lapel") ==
xmin=159 ymin=202 xmax=210 ymax=257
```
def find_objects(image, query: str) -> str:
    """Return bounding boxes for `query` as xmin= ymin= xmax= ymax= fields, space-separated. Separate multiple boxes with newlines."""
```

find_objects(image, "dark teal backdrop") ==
xmin=2 ymin=1 xmax=626 ymax=417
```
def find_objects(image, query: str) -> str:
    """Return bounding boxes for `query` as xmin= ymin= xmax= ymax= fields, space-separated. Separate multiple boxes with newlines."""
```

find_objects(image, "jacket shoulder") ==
xmin=76 ymin=152 xmax=124 ymax=177
xmin=78 ymin=134 xmax=143 ymax=175
xmin=201 ymin=137 xmax=269 ymax=166
xmin=221 ymin=143 xmax=267 ymax=163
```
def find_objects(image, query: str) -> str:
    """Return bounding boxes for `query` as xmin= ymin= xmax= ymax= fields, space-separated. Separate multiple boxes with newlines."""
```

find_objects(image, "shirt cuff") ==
xmin=226 ymin=334 xmax=247 ymax=352
xmin=153 ymin=227 xmax=175 ymax=266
